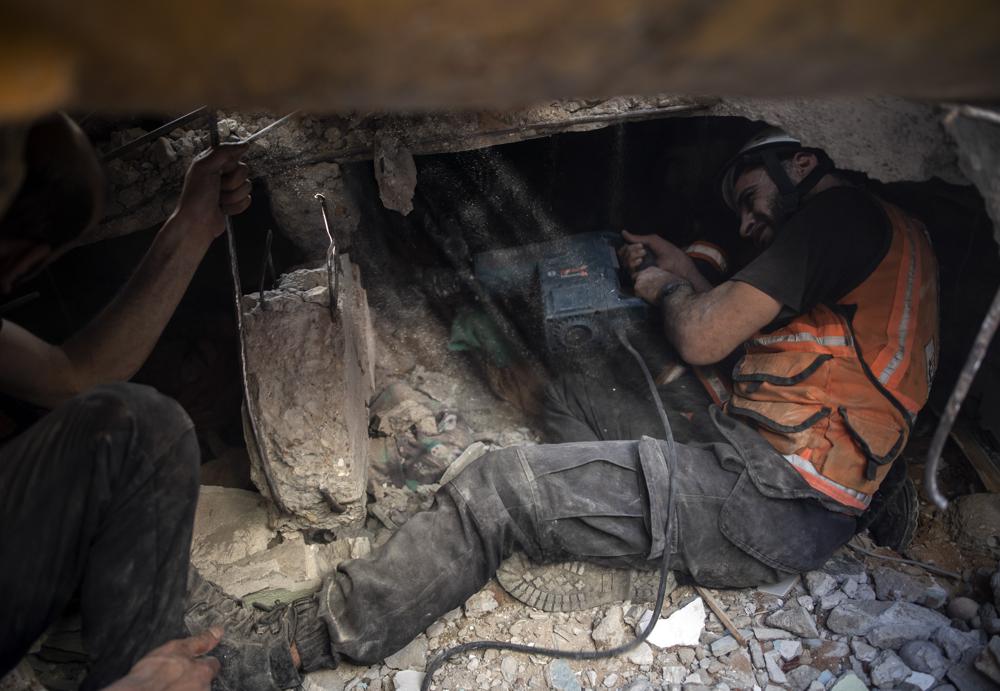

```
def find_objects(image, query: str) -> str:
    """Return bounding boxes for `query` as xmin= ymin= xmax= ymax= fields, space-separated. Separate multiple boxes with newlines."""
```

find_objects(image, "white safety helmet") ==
xmin=720 ymin=127 xmax=804 ymax=212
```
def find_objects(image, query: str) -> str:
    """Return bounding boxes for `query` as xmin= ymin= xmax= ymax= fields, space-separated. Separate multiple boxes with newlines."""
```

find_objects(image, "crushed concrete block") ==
xmin=392 ymin=670 xmax=425 ymax=691
xmin=805 ymin=571 xmax=838 ymax=599
xmin=974 ymin=636 xmax=1000 ymax=685
xmin=243 ymin=262 xmax=376 ymax=531
xmin=872 ymin=567 xmax=927 ymax=604
xmin=935 ymin=625 xmax=984 ymax=661
xmin=638 ymin=597 xmax=705 ymax=649
xmin=190 ymin=486 xmax=276 ymax=574
xmin=204 ymin=537 xmax=322 ymax=598
xmin=592 ymin=605 xmax=629 ymax=650
xmin=870 ymin=650 xmax=912 ymax=687
xmin=625 ymin=642 xmax=654 ymax=666
xmin=464 ymin=590 xmax=499 ymax=618
xmin=385 ymin=635 xmax=428 ymax=671
xmin=899 ymin=640 xmax=949 ymax=679
xmin=710 ymin=635 xmax=739 ymax=657
xmin=765 ymin=602 xmax=820 ymax=638
xmin=829 ymin=672 xmax=868 ymax=691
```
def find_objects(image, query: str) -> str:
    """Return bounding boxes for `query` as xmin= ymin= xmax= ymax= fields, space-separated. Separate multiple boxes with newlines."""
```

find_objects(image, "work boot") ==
xmin=185 ymin=569 xmax=337 ymax=690
xmin=496 ymin=552 xmax=675 ymax=612
xmin=858 ymin=461 xmax=919 ymax=552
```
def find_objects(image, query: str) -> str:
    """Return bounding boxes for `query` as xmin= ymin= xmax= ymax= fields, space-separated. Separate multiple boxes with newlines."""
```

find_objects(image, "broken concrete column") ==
xmin=242 ymin=257 xmax=376 ymax=532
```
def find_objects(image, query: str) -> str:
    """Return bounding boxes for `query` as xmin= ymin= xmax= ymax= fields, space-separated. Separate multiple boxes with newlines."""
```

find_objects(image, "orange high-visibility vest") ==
xmin=727 ymin=199 xmax=939 ymax=514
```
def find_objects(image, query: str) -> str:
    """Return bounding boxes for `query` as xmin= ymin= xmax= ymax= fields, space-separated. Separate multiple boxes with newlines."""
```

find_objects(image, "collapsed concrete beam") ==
xmin=241 ymin=259 xmax=376 ymax=532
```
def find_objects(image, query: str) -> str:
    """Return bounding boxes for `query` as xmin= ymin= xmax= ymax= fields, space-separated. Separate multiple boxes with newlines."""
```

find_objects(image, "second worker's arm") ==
xmin=0 ymin=144 xmax=251 ymax=408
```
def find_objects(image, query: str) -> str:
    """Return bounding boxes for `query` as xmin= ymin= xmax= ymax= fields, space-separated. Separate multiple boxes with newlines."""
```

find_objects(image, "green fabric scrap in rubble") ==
xmin=448 ymin=309 xmax=516 ymax=368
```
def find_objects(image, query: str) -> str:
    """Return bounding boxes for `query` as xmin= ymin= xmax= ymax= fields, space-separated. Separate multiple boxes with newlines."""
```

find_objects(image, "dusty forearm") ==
xmin=659 ymin=283 xmax=713 ymax=363
xmin=61 ymin=216 xmax=212 ymax=387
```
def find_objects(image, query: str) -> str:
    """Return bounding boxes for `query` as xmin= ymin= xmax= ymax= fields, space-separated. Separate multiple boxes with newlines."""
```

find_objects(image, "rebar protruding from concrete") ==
xmin=208 ymin=112 xmax=290 ymax=515
xmin=924 ymin=281 xmax=1000 ymax=510
xmin=314 ymin=193 xmax=340 ymax=321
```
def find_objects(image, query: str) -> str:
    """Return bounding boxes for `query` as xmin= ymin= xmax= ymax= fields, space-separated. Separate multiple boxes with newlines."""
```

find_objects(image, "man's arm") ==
xmin=0 ymin=144 xmax=251 ymax=409
xmin=633 ymin=267 xmax=781 ymax=366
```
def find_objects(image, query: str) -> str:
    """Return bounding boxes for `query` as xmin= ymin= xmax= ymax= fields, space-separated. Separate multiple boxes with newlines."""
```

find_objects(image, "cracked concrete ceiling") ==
xmin=1 ymin=1 xmax=999 ymax=117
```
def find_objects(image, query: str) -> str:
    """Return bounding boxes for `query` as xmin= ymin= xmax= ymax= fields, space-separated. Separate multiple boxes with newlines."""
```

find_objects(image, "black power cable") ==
xmin=420 ymin=329 xmax=678 ymax=690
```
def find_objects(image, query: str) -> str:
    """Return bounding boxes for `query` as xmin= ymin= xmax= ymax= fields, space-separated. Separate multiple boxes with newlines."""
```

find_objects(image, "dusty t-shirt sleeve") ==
xmin=731 ymin=187 xmax=891 ymax=318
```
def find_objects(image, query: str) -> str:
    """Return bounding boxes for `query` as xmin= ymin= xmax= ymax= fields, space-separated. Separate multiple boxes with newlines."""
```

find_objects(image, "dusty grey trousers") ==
xmin=318 ymin=369 xmax=855 ymax=663
xmin=0 ymin=384 xmax=200 ymax=689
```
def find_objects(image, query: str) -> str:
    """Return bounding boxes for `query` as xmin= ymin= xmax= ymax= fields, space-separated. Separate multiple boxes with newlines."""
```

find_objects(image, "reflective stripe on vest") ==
xmin=869 ymin=215 xmax=924 ymax=414
xmin=783 ymin=453 xmax=872 ymax=511
xmin=685 ymin=241 xmax=728 ymax=274
xmin=750 ymin=333 xmax=850 ymax=348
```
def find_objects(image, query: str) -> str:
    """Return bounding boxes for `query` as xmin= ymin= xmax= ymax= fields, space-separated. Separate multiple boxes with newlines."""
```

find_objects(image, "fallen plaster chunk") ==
xmin=190 ymin=486 xmax=276 ymax=574
xmin=636 ymin=597 xmax=706 ymax=649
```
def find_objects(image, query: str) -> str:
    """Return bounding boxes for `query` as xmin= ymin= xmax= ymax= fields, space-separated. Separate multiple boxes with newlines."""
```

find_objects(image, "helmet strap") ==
xmin=760 ymin=149 xmax=833 ymax=224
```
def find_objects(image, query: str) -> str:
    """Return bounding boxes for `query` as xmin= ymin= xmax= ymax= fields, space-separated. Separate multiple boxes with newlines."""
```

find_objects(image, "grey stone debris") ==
xmin=872 ymin=567 xmax=928 ymax=604
xmin=715 ymin=650 xmax=756 ymax=689
xmin=749 ymin=639 xmax=766 ymax=668
xmin=384 ymin=636 xmax=428 ymax=671
xmin=923 ymin=584 xmax=949 ymax=610
xmin=948 ymin=597 xmax=981 ymax=622
xmin=934 ymin=625 xmax=983 ymax=661
xmin=950 ymin=494 xmax=1000 ymax=561
xmin=805 ymin=571 xmax=839 ymax=598
xmin=754 ymin=626 xmax=794 ymax=641
xmin=591 ymin=605 xmax=629 ymax=650
xmin=905 ymin=671 xmax=938 ymax=691
xmin=775 ymin=639 xmax=804 ymax=661
xmin=786 ymin=665 xmax=821 ymax=691
xmin=625 ymin=642 xmax=654 ymax=666
xmin=425 ymin=621 xmax=445 ymax=639
xmin=871 ymin=650 xmax=913 ymax=687
xmin=981 ymin=603 xmax=1000 ymax=636
xmin=822 ymin=554 xmax=868 ymax=584
xmin=463 ymin=590 xmax=499 ymax=618
xmin=243 ymin=263 xmax=376 ymax=531
xmin=947 ymin=647 xmax=997 ymax=691
xmin=662 ymin=665 xmax=686 ymax=685
xmin=710 ymin=635 xmax=739 ymax=657
xmin=765 ymin=602 xmax=820 ymax=638
xmin=851 ymin=638 xmax=878 ymax=663
xmin=972 ymin=635 xmax=1000 ymax=685
xmin=829 ymin=671 xmax=868 ymax=691
xmin=898 ymin=639 xmax=949 ymax=679
xmin=765 ymin=651 xmax=787 ymax=684
xmin=821 ymin=590 xmax=848 ymax=611
xmin=546 ymin=659 xmax=581 ymax=691
xmin=621 ymin=679 xmax=656 ymax=691
xmin=392 ymin=670 xmax=424 ymax=691
xmin=992 ymin=569 xmax=1000 ymax=610
xmin=826 ymin=600 xmax=950 ymax=649
xmin=500 ymin=656 xmax=518 ymax=683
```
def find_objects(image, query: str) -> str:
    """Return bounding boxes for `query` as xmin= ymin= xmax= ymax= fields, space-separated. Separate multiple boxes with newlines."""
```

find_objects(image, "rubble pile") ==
xmin=185 ymin=454 xmax=1000 ymax=691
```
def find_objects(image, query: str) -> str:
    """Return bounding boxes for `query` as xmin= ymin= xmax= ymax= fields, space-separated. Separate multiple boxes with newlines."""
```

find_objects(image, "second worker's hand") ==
xmin=633 ymin=266 xmax=687 ymax=306
xmin=169 ymin=143 xmax=252 ymax=245
xmin=101 ymin=628 xmax=224 ymax=691
xmin=619 ymin=230 xmax=696 ymax=278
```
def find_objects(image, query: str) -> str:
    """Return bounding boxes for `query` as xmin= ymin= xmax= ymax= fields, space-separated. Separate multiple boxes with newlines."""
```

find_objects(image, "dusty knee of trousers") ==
xmin=77 ymin=383 xmax=198 ymax=475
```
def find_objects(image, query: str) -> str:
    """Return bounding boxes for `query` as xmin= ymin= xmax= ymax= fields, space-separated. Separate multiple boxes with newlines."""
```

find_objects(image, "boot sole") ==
xmin=496 ymin=552 xmax=674 ymax=612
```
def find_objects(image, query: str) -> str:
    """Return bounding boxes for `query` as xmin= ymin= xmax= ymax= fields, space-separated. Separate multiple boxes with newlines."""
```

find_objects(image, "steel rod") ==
xmin=101 ymin=107 xmax=208 ymax=161
xmin=208 ymin=113 xmax=289 ymax=514
xmin=238 ymin=111 xmax=298 ymax=145
xmin=924 ymin=282 xmax=1000 ymax=510
xmin=314 ymin=194 xmax=339 ymax=321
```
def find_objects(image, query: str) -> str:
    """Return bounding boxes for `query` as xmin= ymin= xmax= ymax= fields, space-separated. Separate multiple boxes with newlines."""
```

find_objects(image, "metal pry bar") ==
xmin=207 ymin=113 xmax=290 ymax=515
xmin=924 ymin=282 xmax=1000 ymax=510
xmin=238 ymin=111 xmax=299 ymax=145
xmin=101 ymin=107 xmax=208 ymax=161
xmin=314 ymin=193 xmax=340 ymax=321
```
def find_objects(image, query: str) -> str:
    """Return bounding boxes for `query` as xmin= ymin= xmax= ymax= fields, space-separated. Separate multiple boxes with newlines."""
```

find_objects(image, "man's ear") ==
xmin=0 ymin=238 xmax=52 ymax=294
xmin=790 ymin=151 xmax=818 ymax=181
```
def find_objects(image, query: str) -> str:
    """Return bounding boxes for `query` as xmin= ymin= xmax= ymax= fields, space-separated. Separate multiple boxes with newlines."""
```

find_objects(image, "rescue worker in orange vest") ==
xmin=161 ymin=129 xmax=943 ymax=690
xmin=621 ymin=127 xmax=937 ymax=535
